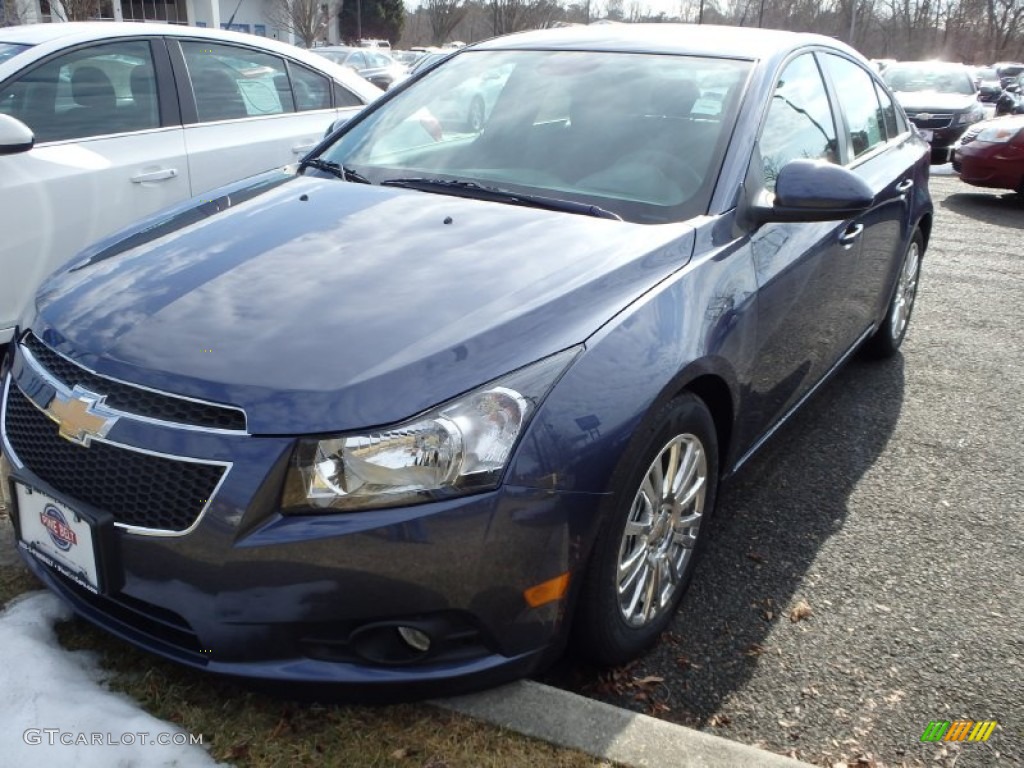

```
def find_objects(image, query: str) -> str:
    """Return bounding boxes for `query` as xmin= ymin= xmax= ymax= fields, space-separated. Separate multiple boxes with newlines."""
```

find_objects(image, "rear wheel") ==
xmin=864 ymin=230 xmax=924 ymax=358
xmin=574 ymin=394 xmax=718 ymax=666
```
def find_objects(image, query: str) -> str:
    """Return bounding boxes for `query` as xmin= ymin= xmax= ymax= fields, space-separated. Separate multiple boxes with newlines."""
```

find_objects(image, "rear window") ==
xmin=0 ymin=42 xmax=31 ymax=66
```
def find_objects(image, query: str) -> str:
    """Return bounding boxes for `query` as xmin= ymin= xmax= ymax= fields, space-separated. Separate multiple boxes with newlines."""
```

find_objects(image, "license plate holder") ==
xmin=12 ymin=482 xmax=118 ymax=594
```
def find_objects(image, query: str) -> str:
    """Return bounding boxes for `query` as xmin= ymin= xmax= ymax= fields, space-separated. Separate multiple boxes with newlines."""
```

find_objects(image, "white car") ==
xmin=0 ymin=22 xmax=381 ymax=345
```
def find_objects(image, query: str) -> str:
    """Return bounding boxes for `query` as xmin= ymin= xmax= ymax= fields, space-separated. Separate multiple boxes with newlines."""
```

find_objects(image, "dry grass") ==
xmin=0 ymin=522 xmax=610 ymax=768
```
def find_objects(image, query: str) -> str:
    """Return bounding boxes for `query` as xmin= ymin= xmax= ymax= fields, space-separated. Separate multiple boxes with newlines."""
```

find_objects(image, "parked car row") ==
xmin=0 ymin=22 xmax=381 ymax=347
xmin=880 ymin=60 xmax=985 ymax=163
xmin=310 ymin=45 xmax=407 ymax=90
xmin=2 ymin=22 xmax=932 ymax=698
xmin=953 ymin=115 xmax=1024 ymax=195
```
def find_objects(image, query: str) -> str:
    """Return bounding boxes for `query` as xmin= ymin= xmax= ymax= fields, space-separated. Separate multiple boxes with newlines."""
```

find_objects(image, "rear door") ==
xmin=819 ymin=53 xmax=924 ymax=337
xmin=172 ymin=39 xmax=362 ymax=196
xmin=0 ymin=37 xmax=187 ymax=339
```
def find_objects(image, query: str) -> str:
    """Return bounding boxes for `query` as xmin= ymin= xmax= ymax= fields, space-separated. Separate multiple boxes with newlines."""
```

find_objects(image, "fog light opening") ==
xmin=397 ymin=625 xmax=432 ymax=653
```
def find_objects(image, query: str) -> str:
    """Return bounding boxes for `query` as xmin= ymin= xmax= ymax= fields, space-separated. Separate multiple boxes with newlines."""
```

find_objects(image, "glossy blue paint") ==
xmin=1 ymin=24 xmax=934 ymax=697
xmin=32 ymin=174 xmax=695 ymax=435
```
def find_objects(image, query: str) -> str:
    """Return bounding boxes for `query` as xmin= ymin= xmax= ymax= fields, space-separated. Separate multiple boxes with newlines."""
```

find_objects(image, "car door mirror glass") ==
xmin=0 ymin=113 xmax=34 ymax=154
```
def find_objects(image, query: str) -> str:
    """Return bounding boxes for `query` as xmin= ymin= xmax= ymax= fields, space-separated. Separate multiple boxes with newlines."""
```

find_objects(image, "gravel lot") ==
xmin=548 ymin=175 xmax=1023 ymax=768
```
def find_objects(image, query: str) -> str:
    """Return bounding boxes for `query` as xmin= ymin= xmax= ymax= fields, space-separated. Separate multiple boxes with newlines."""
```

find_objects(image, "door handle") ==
xmin=839 ymin=223 xmax=864 ymax=246
xmin=131 ymin=168 xmax=178 ymax=183
xmin=292 ymin=143 xmax=316 ymax=155
xmin=895 ymin=179 xmax=914 ymax=194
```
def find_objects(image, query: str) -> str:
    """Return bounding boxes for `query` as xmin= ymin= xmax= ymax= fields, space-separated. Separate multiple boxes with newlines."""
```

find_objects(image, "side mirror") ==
xmin=750 ymin=159 xmax=873 ymax=224
xmin=0 ymin=114 xmax=34 ymax=156
xmin=323 ymin=115 xmax=351 ymax=138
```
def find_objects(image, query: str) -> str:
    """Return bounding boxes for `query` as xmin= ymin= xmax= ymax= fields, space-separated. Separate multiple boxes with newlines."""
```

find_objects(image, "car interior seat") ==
xmin=191 ymin=68 xmax=247 ymax=121
xmin=65 ymin=65 xmax=118 ymax=138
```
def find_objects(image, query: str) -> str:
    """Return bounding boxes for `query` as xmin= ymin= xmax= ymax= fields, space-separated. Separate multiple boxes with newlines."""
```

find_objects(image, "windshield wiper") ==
xmin=380 ymin=177 xmax=622 ymax=220
xmin=299 ymin=158 xmax=371 ymax=184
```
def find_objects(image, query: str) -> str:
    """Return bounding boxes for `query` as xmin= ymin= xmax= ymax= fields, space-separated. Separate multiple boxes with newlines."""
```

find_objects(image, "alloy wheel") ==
xmin=616 ymin=433 xmax=707 ymax=627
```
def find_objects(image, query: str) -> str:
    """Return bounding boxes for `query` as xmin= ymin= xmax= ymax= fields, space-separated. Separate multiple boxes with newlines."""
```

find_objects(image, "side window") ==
xmin=760 ymin=54 xmax=838 ymax=191
xmin=333 ymin=82 xmax=364 ymax=108
xmin=181 ymin=41 xmax=295 ymax=122
xmin=822 ymin=54 xmax=886 ymax=158
xmin=875 ymin=82 xmax=901 ymax=140
xmin=0 ymin=40 xmax=159 ymax=143
xmin=289 ymin=63 xmax=331 ymax=111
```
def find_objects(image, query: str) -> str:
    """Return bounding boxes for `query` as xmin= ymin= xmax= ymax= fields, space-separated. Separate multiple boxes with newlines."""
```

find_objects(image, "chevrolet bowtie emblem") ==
xmin=44 ymin=387 xmax=118 ymax=447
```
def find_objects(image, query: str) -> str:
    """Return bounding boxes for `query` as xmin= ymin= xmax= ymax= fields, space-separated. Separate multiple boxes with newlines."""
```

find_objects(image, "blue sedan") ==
xmin=0 ymin=24 xmax=932 ymax=698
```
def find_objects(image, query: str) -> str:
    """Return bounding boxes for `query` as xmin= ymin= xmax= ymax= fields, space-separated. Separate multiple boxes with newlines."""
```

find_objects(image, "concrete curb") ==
xmin=434 ymin=680 xmax=816 ymax=768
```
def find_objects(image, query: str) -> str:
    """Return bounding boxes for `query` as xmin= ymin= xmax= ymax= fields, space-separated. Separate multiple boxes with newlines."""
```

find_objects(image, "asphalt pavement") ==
xmin=546 ymin=175 xmax=1023 ymax=767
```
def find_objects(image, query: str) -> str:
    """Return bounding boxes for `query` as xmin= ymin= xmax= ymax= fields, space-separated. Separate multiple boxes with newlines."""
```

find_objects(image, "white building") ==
xmin=9 ymin=0 xmax=340 ymax=46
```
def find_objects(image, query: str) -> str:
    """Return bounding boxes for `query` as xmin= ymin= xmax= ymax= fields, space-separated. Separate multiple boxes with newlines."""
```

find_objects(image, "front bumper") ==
xmin=1 ymin=335 xmax=604 ymax=697
xmin=954 ymin=143 xmax=1024 ymax=191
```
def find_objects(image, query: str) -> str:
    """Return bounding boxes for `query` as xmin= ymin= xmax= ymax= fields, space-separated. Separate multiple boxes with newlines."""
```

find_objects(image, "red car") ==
xmin=953 ymin=115 xmax=1024 ymax=194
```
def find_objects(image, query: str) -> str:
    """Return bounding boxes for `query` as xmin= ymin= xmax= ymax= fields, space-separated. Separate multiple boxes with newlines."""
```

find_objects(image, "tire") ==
xmin=573 ymin=393 xmax=719 ymax=666
xmin=468 ymin=96 xmax=485 ymax=132
xmin=864 ymin=230 xmax=924 ymax=359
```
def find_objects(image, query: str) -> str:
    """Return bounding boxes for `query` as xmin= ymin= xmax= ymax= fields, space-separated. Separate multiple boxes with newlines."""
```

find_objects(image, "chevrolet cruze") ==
xmin=1 ymin=24 xmax=932 ymax=698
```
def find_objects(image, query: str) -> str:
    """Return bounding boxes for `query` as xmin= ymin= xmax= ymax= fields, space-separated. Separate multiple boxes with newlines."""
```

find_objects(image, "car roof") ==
xmin=471 ymin=23 xmax=857 ymax=61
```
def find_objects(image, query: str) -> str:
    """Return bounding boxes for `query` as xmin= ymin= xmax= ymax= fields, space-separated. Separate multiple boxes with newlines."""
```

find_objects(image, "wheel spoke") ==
xmin=659 ymin=556 xmax=676 ymax=605
xmin=618 ymin=544 xmax=646 ymax=586
xmin=625 ymin=562 xmax=649 ymax=618
xmin=673 ymin=467 xmax=705 ymax=514
xmin=624 ymin=518 xmax=650 ymax=539
xmin=672 ymin=526 xmax=699 ymax=548
xmin=641 ymin=556 xmax=659 ymax=622
xmin=662 ymin=440 xmax=681 ymax=497
xmin=649 ymin=451 xmax=666 ymax=502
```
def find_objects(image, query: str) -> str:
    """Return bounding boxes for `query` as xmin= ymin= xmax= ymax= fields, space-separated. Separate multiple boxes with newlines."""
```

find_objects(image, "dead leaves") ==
xmin=590 ymin=665 xmax=673 ymax=715
xmin=789 ymin=599 xmax=813 ymax=623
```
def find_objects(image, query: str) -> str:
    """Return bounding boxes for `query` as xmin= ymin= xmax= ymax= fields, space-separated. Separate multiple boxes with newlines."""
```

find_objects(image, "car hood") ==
xmin=32 ymin=171 xmax=696 ymax=435
xmin=894 ymin=91 xmax=979 ymax=112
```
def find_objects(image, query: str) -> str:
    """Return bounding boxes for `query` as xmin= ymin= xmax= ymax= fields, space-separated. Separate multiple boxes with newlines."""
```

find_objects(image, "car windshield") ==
xmin=0 ymin=42 xmax=31 ymax=65
xmin=318 ymin=49 xmax=750 ymax=224
xmin=883 ymin=64 xmax=975 ymax=94
xmin=975 ymin=67 xmax=997 ymax=80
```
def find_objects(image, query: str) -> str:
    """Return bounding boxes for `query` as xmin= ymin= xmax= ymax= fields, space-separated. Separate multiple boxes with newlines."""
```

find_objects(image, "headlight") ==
xmin=282 ymin=347 xmax=580 ymax=512
xmin=956 ymin=109 xmax=983 ymax=125
xmin=974 ymin=125 xmax=1024 ymax=143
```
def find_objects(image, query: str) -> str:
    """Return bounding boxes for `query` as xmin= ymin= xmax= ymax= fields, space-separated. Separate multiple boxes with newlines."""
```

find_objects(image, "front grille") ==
xmin=908 ymin=113 xmax=953 ymax=130
xmin=22 ymin=334 xmax=246 ymax=432
xmin=3 ymin=384 xmax=224 ymax=532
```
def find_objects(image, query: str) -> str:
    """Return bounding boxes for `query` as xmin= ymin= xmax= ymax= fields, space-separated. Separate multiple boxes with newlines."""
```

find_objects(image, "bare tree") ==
xmin=491 ymin=0 xmax=561 ymax=34
xmin=1 ymin=0 xmax=31 ymax=25
xmin=268 ymin=0 xmax=339 ymax=48
xmin=426 ymin=0 xmax=469 ymax=44
xmin=50 ymin=0 xmax=101 ymax=21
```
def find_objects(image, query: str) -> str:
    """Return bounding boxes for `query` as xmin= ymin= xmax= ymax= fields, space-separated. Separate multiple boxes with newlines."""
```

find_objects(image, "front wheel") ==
xmin=573 ymin=394 xmax=719 ymax=666
xmin=864 ymin=230 xmax=924 ymax=358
